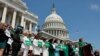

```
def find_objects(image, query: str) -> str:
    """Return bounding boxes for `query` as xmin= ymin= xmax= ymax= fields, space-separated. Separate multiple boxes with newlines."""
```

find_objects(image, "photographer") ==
xmin=12 ymin=25 xmax=23 ymax=56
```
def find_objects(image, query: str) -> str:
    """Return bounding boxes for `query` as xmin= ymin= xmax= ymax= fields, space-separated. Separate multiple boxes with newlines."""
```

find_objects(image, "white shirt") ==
xmin=29 ymin=36 xmax=34 ymax=50
xmin=22 ymin=36 xmax=30 ymax=49
xmin=5 ymin=29 xmax=11 ymax=37
xmin=5 ymin=29 xmax=14 ymax=45
xmin=33 ymin=39 xmax=41 ymax=55
xmin=42 ymin=41 xmax=49 ymax=56
xmin=53 ymin=43 xmax=58 ymax=49
xmin=23 ymin=36 xmax=29 ymax=45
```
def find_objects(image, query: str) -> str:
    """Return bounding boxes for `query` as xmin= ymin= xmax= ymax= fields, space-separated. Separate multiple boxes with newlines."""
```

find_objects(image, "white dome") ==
xmin=45 ymin=13 xmax=64 ymax=23
xmin=42 ymin=4 xmax=69 ymax=39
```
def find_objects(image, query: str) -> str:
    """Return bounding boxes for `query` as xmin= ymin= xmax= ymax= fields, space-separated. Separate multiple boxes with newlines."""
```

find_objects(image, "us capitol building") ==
xmin=0 ymin=0 xmax=70 ymax=41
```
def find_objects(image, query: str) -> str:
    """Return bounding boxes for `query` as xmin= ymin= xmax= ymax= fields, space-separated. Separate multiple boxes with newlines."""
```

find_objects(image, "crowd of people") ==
xmin=0 ymin=23 xmax=100 ymax=56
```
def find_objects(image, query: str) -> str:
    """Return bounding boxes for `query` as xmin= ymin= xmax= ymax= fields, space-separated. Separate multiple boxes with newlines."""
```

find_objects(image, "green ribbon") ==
xmin=25 ymin=39 xmax=32 ymax=46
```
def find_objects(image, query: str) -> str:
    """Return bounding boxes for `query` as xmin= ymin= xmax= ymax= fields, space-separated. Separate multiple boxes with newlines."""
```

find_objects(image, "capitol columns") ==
xmin=11 ymin=10 xmax=17 ymax=28
xmin=56 ymin=30 xmax=57 ymax=36
xmin=29 ymin=22 xmax=32 ymax=31
xmin=1 ymin=6 xmax=7 ymax=23
xmin=23 ymin=19 xmax=26 ymax=30
xmin=21 ymin=15 xmax=24 ymax=27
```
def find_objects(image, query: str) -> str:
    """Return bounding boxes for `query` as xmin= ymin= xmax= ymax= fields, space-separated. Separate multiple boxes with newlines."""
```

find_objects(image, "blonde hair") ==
xmin=0 ymin=23 xmax=7 ymax=30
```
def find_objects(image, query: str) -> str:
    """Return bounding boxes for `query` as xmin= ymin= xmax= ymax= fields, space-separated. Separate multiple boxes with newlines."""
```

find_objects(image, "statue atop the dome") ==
xmin=51 ymin=3 xmax=57 ymax=14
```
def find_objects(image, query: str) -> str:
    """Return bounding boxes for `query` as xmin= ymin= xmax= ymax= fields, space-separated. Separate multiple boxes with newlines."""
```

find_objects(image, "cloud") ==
xmin=90 ymin=4 xmax=100 ymax=11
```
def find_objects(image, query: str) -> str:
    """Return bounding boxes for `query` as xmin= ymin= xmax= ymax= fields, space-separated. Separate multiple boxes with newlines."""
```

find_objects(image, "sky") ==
xmin=23 ymin=0 xmax=100 ymax=50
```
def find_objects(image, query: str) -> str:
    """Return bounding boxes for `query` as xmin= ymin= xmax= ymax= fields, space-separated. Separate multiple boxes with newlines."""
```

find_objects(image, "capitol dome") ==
xmin=43 ymin=4 xmax=69 ymax=38
xmin=45 ymin=13 xmax=64 ymax=23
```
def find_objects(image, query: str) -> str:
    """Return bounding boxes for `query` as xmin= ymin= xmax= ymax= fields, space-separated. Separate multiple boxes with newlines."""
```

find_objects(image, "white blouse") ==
xmin=42 ymin=41 xmax=49 ymax=56
xmin=33 ymin=39 xmax=41 ymax=55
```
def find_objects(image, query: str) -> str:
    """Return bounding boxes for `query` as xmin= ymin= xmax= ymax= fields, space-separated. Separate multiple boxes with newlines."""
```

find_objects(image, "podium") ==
xmin=82 ymin=44 xmax=94 ymax=56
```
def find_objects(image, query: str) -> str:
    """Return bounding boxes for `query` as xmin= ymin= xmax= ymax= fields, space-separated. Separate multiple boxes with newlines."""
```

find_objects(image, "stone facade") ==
xmin=0 ymin=0 xmax=38 ymax=32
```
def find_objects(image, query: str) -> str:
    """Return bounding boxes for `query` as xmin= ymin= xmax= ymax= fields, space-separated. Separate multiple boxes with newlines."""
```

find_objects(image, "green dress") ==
xmin=78 ymin=42 xmax=85 ymax=56
xmin=61 ymin=44 xmax=69 ymax=56
xmin=49 ymin=42 xmax=54 ymax=56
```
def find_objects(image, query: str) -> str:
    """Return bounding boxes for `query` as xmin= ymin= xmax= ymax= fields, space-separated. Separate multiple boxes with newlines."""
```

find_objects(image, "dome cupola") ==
xmin=45 ymin=4 xmax=64 ymax=23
